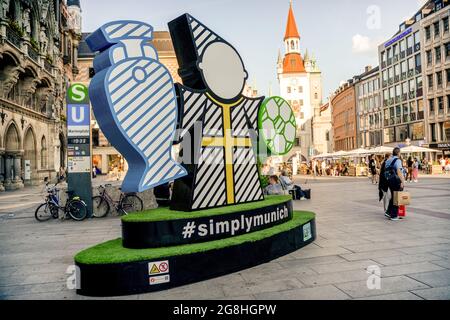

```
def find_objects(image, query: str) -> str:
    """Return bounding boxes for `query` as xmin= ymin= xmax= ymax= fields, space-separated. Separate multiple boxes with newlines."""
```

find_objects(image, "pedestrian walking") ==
xmin=446 ymin=158 xmax=450 ymax=175
xmin=378 ymin=153 xmax=391 ymax=216
xmin=59 ymin=166 xmax=66 ymax=182
xmin=369 ymin=154 xmax=378 ymax=184
xmin=412 ymin=158 xmax=419 ymax=183
xmin=440 ymin=157 xmax=446 ymax=173
xmin=384 ymin=148 xmax=406 ymax=221
xmin=406 ymin=156 xmax=414 ymax=183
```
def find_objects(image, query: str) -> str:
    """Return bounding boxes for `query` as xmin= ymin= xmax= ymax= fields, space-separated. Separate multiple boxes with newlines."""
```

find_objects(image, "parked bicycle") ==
xmin=92 ymin=184 xmax=143 ymax=218
xmin=35 ymin=180 xmax=88 ymax=222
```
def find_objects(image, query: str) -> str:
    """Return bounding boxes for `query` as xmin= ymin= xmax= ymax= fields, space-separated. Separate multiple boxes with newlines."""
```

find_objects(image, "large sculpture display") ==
xmin=75 ymin=14 xmax=316 ymax=297
xmin=86 ymin=21 xmax=187 ymax=193
xmin=168 ymin=14 xmax=264 ymax=211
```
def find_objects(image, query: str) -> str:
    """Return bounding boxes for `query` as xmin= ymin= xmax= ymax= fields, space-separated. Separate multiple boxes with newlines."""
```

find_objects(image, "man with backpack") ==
xmin=384 ymin=148 xmax=406 ymax=221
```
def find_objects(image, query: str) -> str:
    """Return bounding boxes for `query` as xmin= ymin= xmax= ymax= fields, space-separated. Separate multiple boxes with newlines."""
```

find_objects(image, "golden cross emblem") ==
xmin=202 ymin=93 xmax=252 ymax=205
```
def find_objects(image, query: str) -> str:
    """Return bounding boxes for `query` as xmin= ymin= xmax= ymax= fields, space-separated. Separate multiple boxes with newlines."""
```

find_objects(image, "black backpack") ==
xmin=384 ymin=158 xmax=400 ymax=187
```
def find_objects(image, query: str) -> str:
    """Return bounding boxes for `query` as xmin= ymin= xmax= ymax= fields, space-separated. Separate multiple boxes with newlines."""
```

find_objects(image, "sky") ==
xmin=80 ymin=0 xmax=427 ymax=100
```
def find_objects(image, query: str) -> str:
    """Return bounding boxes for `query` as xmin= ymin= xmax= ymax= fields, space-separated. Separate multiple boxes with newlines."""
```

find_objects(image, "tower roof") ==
xmin=284 ymin=1 xmax=300 ymax=40
xmin=283 ymin=53 xmax=306 ymax=73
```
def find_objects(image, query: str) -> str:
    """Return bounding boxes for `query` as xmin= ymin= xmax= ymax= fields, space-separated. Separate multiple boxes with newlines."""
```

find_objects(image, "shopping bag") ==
xmin=394 ymin=191 xmax=411 ymax=206
xmin=398 ymin=205 xmax=406 ymax=217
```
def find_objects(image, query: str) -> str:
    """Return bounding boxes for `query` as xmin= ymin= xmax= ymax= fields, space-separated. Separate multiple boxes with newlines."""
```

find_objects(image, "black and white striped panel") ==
xmin=242 ymin=98 xmax=263 ymax=132
xmin=180 ymin=88 xmax=207 ymax=140
xmin=233 ymin=147 xmax=264 ymax=203
xmin=231 ymin=105 xmax=249 ymax=137
xmin=188 ymin=15 xmax=221 ymax=58
xmin=192 ymin=147 xmax=226 ymax=210
xmin=203 ymin=102 xmax=223 ymax=137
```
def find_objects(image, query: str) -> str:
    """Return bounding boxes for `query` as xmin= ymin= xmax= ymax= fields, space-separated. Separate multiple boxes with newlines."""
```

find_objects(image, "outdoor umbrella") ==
xmin=313 ymin=152 xmax=332 ymax=159
xmin=330 ymin=150 xmax=348 ymax=159
xmin=400 ymin=146 xmax=440 ymax=153
xmin=346 ymin=148 xmax=371 ymax=157
xmin=368 ymin=146 xmax=394 ymax=154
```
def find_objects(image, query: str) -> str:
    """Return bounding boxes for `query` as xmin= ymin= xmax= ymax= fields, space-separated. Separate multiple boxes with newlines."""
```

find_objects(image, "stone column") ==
xmin=3 ymin=155 xmax=13 ymax=190
xmin=0 ymin=150 xmax=5 ymax=192
xmin=13 ymin=152 xmax=24 ymax=189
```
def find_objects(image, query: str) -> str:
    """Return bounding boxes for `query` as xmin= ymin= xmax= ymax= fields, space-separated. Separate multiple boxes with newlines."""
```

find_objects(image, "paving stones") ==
xmin=1 ymin=176 xmax=449 ymax=300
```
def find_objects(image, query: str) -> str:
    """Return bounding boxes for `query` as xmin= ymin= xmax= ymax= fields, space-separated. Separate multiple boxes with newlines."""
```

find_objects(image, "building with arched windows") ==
xmin=0 ymin=0 xmax=82 ymax=191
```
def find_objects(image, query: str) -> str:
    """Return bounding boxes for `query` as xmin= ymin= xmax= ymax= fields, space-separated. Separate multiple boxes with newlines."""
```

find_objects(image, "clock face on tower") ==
xmin=290 ymin=78 xmax=298 ymax=86
xmin=313 ymin=80 xmax=319 ymax=90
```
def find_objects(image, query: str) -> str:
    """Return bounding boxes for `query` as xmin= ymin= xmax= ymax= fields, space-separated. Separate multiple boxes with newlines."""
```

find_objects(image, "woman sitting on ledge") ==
xmin=264 ymin=175 xmax=284 ymax=195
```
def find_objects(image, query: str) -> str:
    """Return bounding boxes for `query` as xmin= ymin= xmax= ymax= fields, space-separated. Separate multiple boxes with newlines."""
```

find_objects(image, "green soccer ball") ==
xmin=258 ymin=96 xmax=297 ymax=156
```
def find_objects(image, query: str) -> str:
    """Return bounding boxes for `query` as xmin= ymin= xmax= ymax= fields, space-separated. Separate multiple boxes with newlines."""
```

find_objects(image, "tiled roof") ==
xmin=283 ymin=53 xmax=305 ymax=73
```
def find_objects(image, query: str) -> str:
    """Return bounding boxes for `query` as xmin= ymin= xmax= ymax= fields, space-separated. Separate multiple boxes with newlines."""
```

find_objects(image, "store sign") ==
xmin=384 ymin=28 xmax=412 ymax=48
xmin=429 ymin=143 xmax=450 ymax=149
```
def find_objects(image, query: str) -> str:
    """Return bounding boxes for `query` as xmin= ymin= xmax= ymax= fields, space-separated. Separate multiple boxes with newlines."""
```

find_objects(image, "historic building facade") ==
xmin=420 ymin=2 xmax=450 ymax=156
xmin=277 ymin=1 xmax=324 ymax=161
xmin=331 ymin=81 xmax=357 ymax=152
xmin=0 ymin=0 xmax=82 ymax=191
xmin=377 ymin=0 xmax=450 ymax=149
xmin=76 ymin=31 xmax=182 ymax=176
xmin=354 ymin=66 xmax=383 ymax=148
xmin=312 ymin=101 xmax=332 ymax=155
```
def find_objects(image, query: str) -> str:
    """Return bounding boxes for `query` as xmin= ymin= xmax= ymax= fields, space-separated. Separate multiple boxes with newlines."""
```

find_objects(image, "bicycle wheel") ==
xmin=121 ymin=194 xmax=143 ymax=214
xmin=35 ymin=203 xmax=53 ymax=222
xmin=92 ymin=196 xmax=110 ymax=218
xmin=67 ymin=200 xmax=87 ymax=221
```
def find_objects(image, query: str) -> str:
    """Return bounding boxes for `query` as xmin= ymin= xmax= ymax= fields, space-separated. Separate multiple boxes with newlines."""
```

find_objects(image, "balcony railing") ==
xmin=27 ymin=45 xmax=39 ymax=63
xmin=6 ymin=27 xmax=22 ymax=48
xmin=44 ymin=60 xmax=52 ymax=73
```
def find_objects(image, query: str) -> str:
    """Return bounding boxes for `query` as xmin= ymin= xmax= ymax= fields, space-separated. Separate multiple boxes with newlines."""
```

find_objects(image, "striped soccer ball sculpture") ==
xmin=259 ymin=97 xmax=297 ymax=155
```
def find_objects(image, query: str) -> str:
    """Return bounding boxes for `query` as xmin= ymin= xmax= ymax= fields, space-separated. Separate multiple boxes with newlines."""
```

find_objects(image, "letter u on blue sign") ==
xmin=68 ymin=105 xmax=90 ymax=126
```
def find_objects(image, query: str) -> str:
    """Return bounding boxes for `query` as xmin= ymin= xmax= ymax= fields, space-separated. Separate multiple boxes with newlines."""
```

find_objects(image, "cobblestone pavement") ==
xmin=0 ymin=176 xmax=449 ymax=300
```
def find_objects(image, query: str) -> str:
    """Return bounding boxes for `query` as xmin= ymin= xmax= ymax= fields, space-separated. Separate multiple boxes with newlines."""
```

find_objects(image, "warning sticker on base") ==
xmin=303 ymin=223 xmax=312 ymax=241
xmin=148 ymin=260 xmax=169 ymax=275
xmin=149 ymin=274 xmax=170 ymax=286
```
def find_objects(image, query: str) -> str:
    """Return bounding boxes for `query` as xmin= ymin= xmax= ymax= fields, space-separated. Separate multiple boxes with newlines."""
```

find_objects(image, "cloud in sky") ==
xmin=351 ymin=34 xmax=378 ymax=55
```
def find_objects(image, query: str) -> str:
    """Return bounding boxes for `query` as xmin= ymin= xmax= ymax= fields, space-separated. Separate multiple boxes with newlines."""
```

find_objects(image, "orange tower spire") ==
xmin=282 ymin=0 xmax=305 ymax=73
xmin=284 ymin=0 xmax=300 ymax=40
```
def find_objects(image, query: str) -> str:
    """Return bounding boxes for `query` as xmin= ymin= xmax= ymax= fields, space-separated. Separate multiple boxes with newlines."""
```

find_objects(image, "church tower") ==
xmin=277 ymin=0 xmax=317 ymax=162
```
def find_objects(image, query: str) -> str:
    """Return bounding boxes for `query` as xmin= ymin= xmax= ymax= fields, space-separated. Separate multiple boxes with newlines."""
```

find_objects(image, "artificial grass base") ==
xmin=76 ymin=211 xmax=315 ymax=265
xmin=122 ymin=195 xmax=292 ymax=222
xmin=75 ymin=210 xmax=316 ymax=296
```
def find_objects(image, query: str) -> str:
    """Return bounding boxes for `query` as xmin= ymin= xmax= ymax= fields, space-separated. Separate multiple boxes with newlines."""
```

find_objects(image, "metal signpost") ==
xmin=67 ymin=83 xmax=93 ymax=217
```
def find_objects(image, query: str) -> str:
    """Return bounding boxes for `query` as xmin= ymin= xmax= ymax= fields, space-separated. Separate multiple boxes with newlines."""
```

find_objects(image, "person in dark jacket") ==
xmin=378 ymin=153 xmax=391 ymax=215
